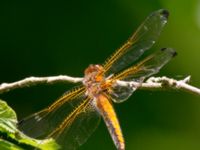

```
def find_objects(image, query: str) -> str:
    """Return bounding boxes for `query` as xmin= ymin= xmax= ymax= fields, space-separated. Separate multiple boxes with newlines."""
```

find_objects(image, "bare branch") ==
xmin=117 ymin=76 xmax=200 ymax=96
xmin=0 ymin=75 xmax=200 ymax=96
xmin=0 ymin=75 xmax=83 ymax=94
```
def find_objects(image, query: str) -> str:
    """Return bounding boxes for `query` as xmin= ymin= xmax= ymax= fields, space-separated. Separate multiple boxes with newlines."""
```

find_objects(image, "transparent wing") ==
xmin=18 ymin=86 xmax=101 ymax=150
xmin=48 ymin=98 xmax=101 ymax=150
xmin=18 ymin=86 xmax=86 ymax=138
xmin=114 ymin=48 xmax=177 ymax=81
xmin=108 ymin=83 xmax=136 ymax=103
xmin=103 ymin=9 xmax=169 ymax=75
xmin=109 ymin=48 xmax=177 ymax=103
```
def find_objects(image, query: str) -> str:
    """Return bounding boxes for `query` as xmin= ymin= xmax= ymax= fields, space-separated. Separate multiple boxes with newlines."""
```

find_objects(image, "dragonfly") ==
xmin=18 ymin=9 xmax=176 ymax=150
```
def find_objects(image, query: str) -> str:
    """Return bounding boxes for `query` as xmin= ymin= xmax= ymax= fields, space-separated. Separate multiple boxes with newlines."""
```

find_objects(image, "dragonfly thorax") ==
xmin=83 ymin=64 xmax=108 ymax=98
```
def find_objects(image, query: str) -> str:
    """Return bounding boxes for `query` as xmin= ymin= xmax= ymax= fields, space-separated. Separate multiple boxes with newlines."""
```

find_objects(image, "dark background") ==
xmin=1 ymin=0 xmax=200 ymax=150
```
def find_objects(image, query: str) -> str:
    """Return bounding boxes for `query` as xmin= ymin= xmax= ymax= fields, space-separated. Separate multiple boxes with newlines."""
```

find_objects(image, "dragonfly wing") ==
xmin=110 ymin=48 xmax=176 ymax=103
xmin=115 ymin=48 xmax=177 ymax=81
xmin=108 ymin=83 xmax=136 ymax=103
xmin=103 ymin=9 xmax=169 ymax=75
xmin=48 ymin=98 xmax=101 ymax=150
xmin=18 ymin=86 xmax=86 ymax=138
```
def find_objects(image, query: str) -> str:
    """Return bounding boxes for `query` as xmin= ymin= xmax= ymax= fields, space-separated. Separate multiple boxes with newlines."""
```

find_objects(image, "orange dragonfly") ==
xmin=18 ymin=9 xmax=176 ymax=150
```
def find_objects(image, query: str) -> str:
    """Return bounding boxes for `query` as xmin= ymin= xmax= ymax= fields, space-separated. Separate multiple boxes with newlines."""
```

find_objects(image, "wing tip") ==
xmin=160 ymin=47 xmax=177 ymax=57
xmin=160 ymin=9 xmax=169 ymax=19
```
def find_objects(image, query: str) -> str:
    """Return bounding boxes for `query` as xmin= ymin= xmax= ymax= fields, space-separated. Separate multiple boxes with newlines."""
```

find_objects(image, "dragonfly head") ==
xmin=84 ymin=64 xmax=105 ymax=81
xmin=83 ymin=64 xmax=106 ymax=95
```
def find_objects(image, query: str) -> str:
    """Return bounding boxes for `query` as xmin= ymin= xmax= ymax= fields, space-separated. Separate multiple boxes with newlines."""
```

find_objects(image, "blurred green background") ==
xmin=1 ymin=0 xmax=200 ymax=150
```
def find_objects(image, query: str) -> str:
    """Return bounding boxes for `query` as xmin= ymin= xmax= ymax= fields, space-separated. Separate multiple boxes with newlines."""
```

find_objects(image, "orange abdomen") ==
xmin=96 ymin=94 xmax=125 ymax=150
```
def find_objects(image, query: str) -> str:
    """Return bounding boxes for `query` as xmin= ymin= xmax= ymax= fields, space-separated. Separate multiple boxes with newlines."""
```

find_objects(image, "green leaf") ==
xmin=0 ymin=99 xmax=60 ymax=150
xmin=0 ymin=139 xmax=23 ymax=150
xmin=0 ymin=100 xmax=17 ymax=134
